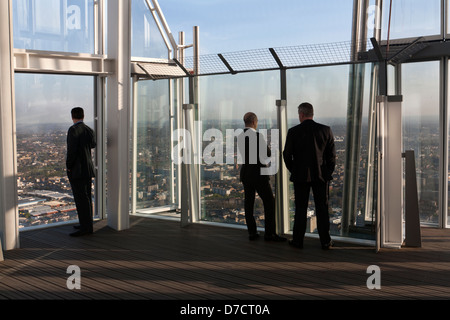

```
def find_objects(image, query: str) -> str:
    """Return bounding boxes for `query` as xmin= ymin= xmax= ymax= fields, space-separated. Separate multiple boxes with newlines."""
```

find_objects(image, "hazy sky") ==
xmin=158 ymin=0 xmax=353 ymax=54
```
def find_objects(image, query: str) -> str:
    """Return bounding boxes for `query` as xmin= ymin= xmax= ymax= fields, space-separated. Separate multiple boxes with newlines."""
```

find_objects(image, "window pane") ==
xmin=199 ymin=71 xmax=279 ymax=228
xmin=133 ymin=79 xmax=177 ymax=214
xmin=15 ymin=74 xmax=95 ymax=228
xmin=13 ymin=0 xmax=95 ymax=53
xmin=286 ymin=64 xmax=374 ymax=239
xmin=402 ymin=61 xmax=440 ymax=225
xmin=381 ymin=0 xmax=441 ymax=40
xmin=131 ymin=0 xmax=169 ymax=59
xmin=448 ymin=59 xmax=450 ymax=227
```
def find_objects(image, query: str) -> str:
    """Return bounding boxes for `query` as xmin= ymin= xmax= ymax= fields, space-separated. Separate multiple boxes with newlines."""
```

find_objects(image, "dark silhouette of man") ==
xmin=238 ymin=112 xmax=286 ymax=242
xmin=66 ymin=107 xmax=96 ymax=236
xmin=283 ymin=103 xmax=336 ymax=249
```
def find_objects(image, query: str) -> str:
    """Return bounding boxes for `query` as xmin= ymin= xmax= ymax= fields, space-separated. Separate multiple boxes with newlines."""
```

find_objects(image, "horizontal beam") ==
xmin=14 ymin=49 xmax=113 ymax=75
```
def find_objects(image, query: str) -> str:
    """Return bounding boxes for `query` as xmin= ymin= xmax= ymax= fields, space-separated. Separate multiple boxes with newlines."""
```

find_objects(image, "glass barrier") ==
xmin=13 ymin=0 xmax=95 ymax=53
xmin=286 ymin=63 xmax=374 ymax=239
xmin=132 ymin=78 xmax=178 ymax=216
xmin=131 ymin=0 xmax=170 ymax=59
xmin=198 ymin=71 xmax=279 ymax=229
xmin=448 ymin=58 xmax=450 ymax=227
xmin=15 ymin=73 xmax=95 ymax=229
xmin=381 ymin=0 xmax=441 ymax=40
xmin=402 ymin=61 xmax=440 ymax=225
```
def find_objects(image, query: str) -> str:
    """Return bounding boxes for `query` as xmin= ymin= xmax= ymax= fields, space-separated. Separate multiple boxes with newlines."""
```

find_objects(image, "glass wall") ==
xmin=448 ymin=59 xmax=450 ymax=227
xmin=381 ymin=0 xmax=441 ymax=40
xmin=15 ymin=73 xmax=95 ymax=229
xmin=402 ymin=61 xmax=440 ymax=225
xmin=132 ymin=79 xmax=178 ymax=215
xmin=131 ymin=0 xmax=170 ymax=59
xmin=286 ymin=63 xmax=374 ymax=239
xmin=13 ymin=0 xmax=95 ymax=53
xmin=198 ymin=71 xmax=279 ymax=228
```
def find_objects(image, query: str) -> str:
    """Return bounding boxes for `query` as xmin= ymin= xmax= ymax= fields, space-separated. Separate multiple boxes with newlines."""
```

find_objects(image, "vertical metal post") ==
xmin=275 ymin=67 xmax=289 ymax=235
xmin=192 ymin=26 xmax=201 ymax=222
xmin=131 ymin=76 xmax=139 ymax=215
xmin=0 ymin=0 xmax=19 ymax=251
xmin=94 ymin=75 xmax=107 ymax=221
xmin=276 ymin=99 xmax=289 ymax=235
xmin=181 ymin=104 xmax=199 ymax=226
xmin=364 ymin=0 xmax=383 ymax=230
xmin=342 ymin=0 xmax=369 ymax=235
xmin=93 ymin=0 xmax=106 ymax=221
xmin=440 ymin=57 xmax=449 ymax=228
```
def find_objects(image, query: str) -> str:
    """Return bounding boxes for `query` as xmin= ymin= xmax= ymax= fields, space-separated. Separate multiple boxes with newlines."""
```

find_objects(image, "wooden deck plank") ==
xmin=0 ymin=216 xmax=450 ymax=303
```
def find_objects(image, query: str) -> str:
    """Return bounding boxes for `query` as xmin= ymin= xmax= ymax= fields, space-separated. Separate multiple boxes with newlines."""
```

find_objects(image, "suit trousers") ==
xmin=69 ymin=178 xmax=94 ymax=232
xmin=243 ymin=179 xmax=276 ymax=236
xmin=293 ymin=180 xmax=331 ymax=246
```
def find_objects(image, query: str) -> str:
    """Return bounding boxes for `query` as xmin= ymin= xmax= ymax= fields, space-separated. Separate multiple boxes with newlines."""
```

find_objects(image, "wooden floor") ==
xmin=1 ymin=216 xmax=450 ymax=306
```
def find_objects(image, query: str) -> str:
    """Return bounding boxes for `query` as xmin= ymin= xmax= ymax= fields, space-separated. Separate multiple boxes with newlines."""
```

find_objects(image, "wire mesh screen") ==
xmin=181 ymin=40 xmax=375 ymax=76
xmin=133 ymin=38 xmax=428 ymax=79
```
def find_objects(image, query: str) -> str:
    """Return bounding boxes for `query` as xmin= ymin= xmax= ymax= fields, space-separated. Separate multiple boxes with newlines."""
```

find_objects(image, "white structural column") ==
xmin=0 ymin=0 xmax=19 ymax=251
xmin=106 ymin=0 xmax=132 ymax=230
xmin=379 ymin=95 xmax=404 ymax=248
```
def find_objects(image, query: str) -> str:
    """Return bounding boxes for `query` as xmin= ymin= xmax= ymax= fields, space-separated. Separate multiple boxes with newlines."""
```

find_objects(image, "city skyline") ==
xmin=16 ymin=115 xmax=441 ymax=230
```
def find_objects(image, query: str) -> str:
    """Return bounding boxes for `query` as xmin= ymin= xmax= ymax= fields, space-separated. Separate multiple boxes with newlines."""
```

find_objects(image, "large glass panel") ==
xmin=381 ymin=0 xmax=441 ymax=40
xmin=402 ymin=61 xmax=440 ymax=225
xmin=448 ymin=59 xmax=450 ymax=227
xmin=286 ymin=64 xmax=374 ymax=239
xmin=131 ymin=0 xmax=169 ymax=59
xmin=13 ymin=0 xmax=95 ymax=53
xmin=15 ymin=74 xmax=95 ymax=229
xmin=133 ymin=79 xmax=177 ymax=215
xmin=199 ymin=71 xmax=279 ymax=228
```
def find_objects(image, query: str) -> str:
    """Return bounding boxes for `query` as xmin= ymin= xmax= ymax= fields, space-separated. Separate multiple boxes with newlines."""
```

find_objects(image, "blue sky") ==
xmin=158 ymin=0 xmax=354 ymax=54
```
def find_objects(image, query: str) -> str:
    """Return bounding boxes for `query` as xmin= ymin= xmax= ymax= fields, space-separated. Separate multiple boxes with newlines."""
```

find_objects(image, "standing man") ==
xmin=238 ymin=112 xmax=286 ymax=242
xmin=283 ymin=103 xmax=336 ymax=249
xmin=66 ymin=107 xmax=96 ymax=236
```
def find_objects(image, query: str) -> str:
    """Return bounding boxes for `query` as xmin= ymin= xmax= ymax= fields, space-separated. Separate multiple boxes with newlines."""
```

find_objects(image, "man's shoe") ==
xmin=264 ymin=234 xmax=287 ymax=242
xmin=288 ymin=240 xmax=303 ymax=249
xmin=321 ymin=240 xmax=335 ymax=250
xmin=70 ymin=230 xmax=93 ymax=237
xmin=249 ymin=233 xmax=260 ymax=240
xmin=73 ymin=225 xmax=81 ymax=229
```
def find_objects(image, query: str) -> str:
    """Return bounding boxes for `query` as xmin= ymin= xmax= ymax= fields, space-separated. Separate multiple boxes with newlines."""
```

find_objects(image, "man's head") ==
xmin=243 ymin=112 xmax=258 ymax=129
xmin=71 ymin=107 xmax=84 ymax=123
xmin=298 ymin=102 xmax=314 ymax=123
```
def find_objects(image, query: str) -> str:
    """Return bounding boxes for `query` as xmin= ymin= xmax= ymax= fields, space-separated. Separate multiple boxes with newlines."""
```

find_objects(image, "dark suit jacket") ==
xmin=238 ymin=128 xmax=271 ymax=184
xmin=283 ymin=119 xmax=336 ymax=183
xmin=66 ymin=122 xmax=96 ymax=181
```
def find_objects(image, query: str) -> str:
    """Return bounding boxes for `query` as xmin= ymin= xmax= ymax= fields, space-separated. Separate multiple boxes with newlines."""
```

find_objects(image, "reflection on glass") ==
xmin=381 ymin=0 xmax=441 ymax=40
xmin=199 ymin=71 xmax=279 ymax=227
xmin=13 ymin=0 xmax=95 ymax=53
xmin=402 ymin=61 xmax=440 ymax=225
xmin=134 ymin=79 xmax=177 ymax=212
xmin=286 ymin=64 xmax=373 ymax=238
xmin=131 ymin=0 xmax=169 ymax=59
xmin=15 ymin=74 xmax=95 ymax=228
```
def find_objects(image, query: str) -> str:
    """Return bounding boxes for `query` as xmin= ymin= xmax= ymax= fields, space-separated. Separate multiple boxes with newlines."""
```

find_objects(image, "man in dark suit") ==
xmin=66 ymin=107 xmax=96 ymax=236
xmin=238 ymin=112 xmax=286 ymax=242
xmin=283 ymin=103 xmax=336 ymax=249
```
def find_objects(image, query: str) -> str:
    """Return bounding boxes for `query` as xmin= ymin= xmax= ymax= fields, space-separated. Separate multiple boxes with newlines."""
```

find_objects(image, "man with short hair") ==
xmin=238 ymin=112 xmax=286 ymax=242
xmin=66 ymin=107 xmax=96 ymax=236
xmin=283 ymin=102 xmax=336 ymax=249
